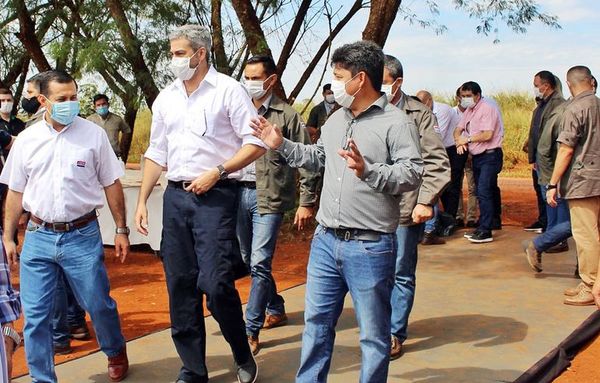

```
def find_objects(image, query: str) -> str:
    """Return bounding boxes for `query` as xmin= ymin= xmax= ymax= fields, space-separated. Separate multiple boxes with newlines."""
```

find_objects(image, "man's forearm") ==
xmin=105 ymin=180 xmax=127 ymax=227
xmin=2 ymin=190 xmax=23 ymax=242
xmin=222 ymin=144 xmax=266 ymax=173
xmin=549 ymin=145 xmax=575 ymax=185
xmin=453 ymin=127 xmax=464 ymax=142
xmin=137 ymin=158 xmax=163 ymax=206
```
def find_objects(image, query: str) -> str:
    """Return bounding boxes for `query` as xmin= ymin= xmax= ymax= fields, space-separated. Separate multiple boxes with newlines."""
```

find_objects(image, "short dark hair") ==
xmin=0 ymin=88 xmax=12 ymax=97
xmin=460 ymin=81 xmax=482 ymax=96
xmin=93 ymin=94 xmax=109 ymax=104
xmin=383 ymin=55 xmax=404 ymax=79
xmin=322 ymin=83 xmax=331 ymax=92
xmin=535 ymin=70 xmax=557 ymax=89
xmin=39 ymin=70 xmax=77 ymax=97
xmin=331 ymin=41 xmax=384 ymax=91
xmin=455 ymin=86 xmax=462 ymax=98
xmin=246 ymin=55 xmax=277 ymax=76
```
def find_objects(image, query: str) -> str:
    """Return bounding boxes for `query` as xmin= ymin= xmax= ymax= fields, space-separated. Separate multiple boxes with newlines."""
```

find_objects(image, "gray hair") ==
xmin=384 ymin=55 xmax=404 ymax=79
xmin=169 ymin=24 xmax=212 ymax=55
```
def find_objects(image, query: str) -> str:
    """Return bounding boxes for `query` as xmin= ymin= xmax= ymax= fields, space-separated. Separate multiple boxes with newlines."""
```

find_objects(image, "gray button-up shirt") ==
xmin=278 ymin=95 xmax=423 ymax=233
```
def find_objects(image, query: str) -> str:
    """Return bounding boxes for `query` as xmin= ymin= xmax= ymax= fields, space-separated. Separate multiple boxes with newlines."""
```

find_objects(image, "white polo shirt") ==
xmin=145 ymin=66 xmax=266 ymax=181
xmin=433 ymin=101 xmax=460 ymax=148
xmin=0 ymin=116 xmax=124 ymax=222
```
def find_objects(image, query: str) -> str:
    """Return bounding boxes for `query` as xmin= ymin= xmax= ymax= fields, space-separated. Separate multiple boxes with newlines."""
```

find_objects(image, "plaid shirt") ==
xmin=0 ymin=243 xmax=20 ymax=325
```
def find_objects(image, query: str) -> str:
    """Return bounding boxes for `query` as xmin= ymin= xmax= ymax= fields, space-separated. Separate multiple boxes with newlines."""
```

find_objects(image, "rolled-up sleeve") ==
xmin=228 ymin=83 xmax=268 ymax=149
xmin=0 ymin=137 xmax=27 ymax=192
xmin=362 ymin=120 xmax=424 ymax=195
xmin=144 ymin=96 xmax=169 ymax=167
xmin=96 ymin=132 xmax=125 ymax=187
xmin=557 ymin=109 xmax=580 ymax=148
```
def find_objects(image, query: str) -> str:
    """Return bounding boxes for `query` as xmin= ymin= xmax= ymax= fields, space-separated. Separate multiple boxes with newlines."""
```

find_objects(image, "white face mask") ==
xmin=381 ymin=84 xmax=394 ymax=102
xmin=534 ymin=87 xmax=544 ymax=100
xmin=244 ymin=75 xmax=273 ymax=100
xmin=324 ymin=94 xmax=335 ymax=104
xmin=169 ymin=50 xmax=199 ymax=81
xmin=460 ymin=97 xmax=476 ymax=109
xmin=0 ymin=101 xmax=13 ymax=114
xmin=330 ymin=74 xmax=360 ymax=109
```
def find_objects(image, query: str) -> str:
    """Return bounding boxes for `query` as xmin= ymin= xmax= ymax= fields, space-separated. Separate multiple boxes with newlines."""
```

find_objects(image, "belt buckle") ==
xmin=344 ymin=230 xmax=351 ymax=241
xmin=52 ymin=222 xmax=69 ymax=232
xmin=182 ymin=181 xmax=192 ymax=190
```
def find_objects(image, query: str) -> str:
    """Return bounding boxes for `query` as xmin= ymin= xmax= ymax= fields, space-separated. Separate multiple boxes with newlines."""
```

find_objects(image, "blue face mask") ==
xmin=96 ymin=106 xmax=109 ymax=116
xmin=47 ymin=99 xmax=80 ymax=126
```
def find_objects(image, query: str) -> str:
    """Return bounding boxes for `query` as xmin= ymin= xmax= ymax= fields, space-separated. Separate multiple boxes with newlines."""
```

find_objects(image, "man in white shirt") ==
xmin=134 ymin=25 xmax=266 ymax=383
xmin=0 ymin=70 xmax=130 ymax=383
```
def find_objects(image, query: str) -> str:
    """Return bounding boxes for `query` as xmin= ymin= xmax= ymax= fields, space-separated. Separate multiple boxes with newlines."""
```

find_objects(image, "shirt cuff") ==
xmin=144 ymin=147 xmax=167 ymax=168
xmin=557 ymin=131 xmax=577 ymax=147
xmin=242 ymin=135 xmax=269 ymax=150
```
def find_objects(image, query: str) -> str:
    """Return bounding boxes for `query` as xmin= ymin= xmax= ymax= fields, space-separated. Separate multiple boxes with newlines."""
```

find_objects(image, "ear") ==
xmin=393 ymin=77 xmax=403 ymax=93
xmin=37 ymin=94 xmax=48 ymax=109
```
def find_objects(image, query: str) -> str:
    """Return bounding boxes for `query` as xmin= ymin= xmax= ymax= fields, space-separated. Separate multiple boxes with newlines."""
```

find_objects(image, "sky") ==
xmin=278 ymin=0 xmax=600 ymax=101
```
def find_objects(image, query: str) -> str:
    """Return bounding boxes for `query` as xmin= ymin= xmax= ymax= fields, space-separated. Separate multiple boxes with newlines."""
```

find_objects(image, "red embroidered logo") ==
xmin=76 ymin=160 xmax=86 ymax=168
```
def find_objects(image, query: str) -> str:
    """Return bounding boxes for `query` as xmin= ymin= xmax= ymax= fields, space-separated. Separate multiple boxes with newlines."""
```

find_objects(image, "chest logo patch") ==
xmin=76 ymin=160 xmax=86 ymax=168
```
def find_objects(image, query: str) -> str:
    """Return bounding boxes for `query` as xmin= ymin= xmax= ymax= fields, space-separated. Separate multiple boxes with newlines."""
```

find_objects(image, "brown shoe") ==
xmin=546 ymin=241 xmax=569 ymax=253
xmin=564 ymin=286 xmax=594 ymax=306
xmin=108 ymin=347 xmax=129 ymax=382
xmin=390 ymin=335 xmax=403 ymax=360
xmin=54 ymin=343 xmax=72 ymax=355
xmin=263 ymin=313 xmax=288 ymax=329
xmin=564 ymin=282 xmax=587 ymax=297
xmin=421 ymin=232 xmax=446 ymax=246
xmin=248 ymin=335 xmax=260 ymax=355
xmin=522 ymin=240 xmax=542 ymax=273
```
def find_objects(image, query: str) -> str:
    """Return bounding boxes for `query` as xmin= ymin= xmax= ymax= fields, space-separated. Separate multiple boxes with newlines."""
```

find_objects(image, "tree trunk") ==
xmin=362 ymin=0 xmax=402 ymax=46
xmin=106 ymin=0 xmax=159 ymax=108
xmin=211 ymin=0 xmax=230 ymax=74
xmin=275 ymin=0 xmax=312 ymax=76
xmin=0 ymin=54 xmax=28 ymax=89
xmin=121 ymin=101 xmax=137 ymax=163
xmin=14 ymin=0 xmax=52 ymax=71
xmin=288 ymin=0 xmax=364 ymax=103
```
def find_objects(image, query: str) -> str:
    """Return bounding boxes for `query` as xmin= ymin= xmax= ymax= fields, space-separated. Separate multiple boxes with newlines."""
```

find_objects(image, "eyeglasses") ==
xmin=341 ymin=119 xmax=356 ymax=150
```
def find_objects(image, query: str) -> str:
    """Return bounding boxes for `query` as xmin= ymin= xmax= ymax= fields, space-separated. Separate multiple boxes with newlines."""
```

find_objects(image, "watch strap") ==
xmin=3 ymin=326 xmax=21 ymax=350
xmin=547 ymin=184 xmax=558 ymax=190
xmin=116 ymin=227 xmax=130 ymax=235
xmin=217 ymin=164 xmax=228 ymax=180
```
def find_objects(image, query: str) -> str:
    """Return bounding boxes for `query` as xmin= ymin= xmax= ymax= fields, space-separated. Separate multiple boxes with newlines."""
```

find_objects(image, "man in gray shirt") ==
xmin=251 ymin=40 xmax=423 ymax=383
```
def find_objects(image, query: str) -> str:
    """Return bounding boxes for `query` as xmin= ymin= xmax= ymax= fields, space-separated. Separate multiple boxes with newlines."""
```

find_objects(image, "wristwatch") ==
xmin=217 ymin=164 xmax=229 ymax=180
xmin=115 ymin=227 xmax=130 ymax=235
xmin=547 ymin=184 xmax=558 ymax=190
xmin=3 ymin=326 xmax=21 ymax=350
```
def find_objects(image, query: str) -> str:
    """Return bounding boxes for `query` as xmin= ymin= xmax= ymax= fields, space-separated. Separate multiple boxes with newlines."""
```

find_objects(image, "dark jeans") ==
xmin=441 ymin=146 xmax=468 ymax=219
xmin=532 ymin=169 xmax=548 ymax=229
xmin=533 ymin=185 xmax=572 ymax=252
xmin=161 ymin=183 xmax=251 ymax=383
xmin=472 ymin=149 xmax=503 ymax=233
xmin=52 ymin=272 xmax=87 ymax=347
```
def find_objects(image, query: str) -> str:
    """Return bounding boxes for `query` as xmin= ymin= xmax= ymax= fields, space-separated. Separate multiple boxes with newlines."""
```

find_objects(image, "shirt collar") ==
xmin=344 ymin=94 xmax=387 ymax=120
xmin=258 ymin=94 xmax=273 ymax=116
xmin=174 ymin=65 xmax=218 ymax=94
xmin=573 ymin=89 xmax=595 ymax=101
xmin=43 ymin=112 xmax=73 ymax=134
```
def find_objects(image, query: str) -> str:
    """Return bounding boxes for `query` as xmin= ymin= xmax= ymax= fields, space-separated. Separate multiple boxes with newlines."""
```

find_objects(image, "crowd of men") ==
xmin=0 ymin=22 xmax=598 ymax=383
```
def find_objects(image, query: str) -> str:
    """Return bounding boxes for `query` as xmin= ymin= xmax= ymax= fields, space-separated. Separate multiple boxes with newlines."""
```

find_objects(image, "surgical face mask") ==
xmin=381 ymin=84 xmax=394 ymax=102
xmin=244 ymin=75 xmax=273 ymax=100
xmin=169 ymin=50 xmax=199 ymax=81
xmin=0 ymin=101 xmax=13 ymax=114
xmin=460 ymin=97 xmax=476 ymax=109
xmin=324 ymin=94 xmax=335 ymax=104
xmin=534 ymin=86 xmax=544 ymax=100
xmin=46 ymin=97 xmax=80 ymax=126
xmin=22 ymin=96 xmax=41 ymax=114
xmin=96 ymin=105 xmax=109 ymax=116
xmin=330 ymin=74 xmax=360 ymax=109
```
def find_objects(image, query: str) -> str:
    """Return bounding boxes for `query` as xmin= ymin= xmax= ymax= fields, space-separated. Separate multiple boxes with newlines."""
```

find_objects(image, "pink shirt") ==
xmin=458 ymin=99 xmax=503 ymax=155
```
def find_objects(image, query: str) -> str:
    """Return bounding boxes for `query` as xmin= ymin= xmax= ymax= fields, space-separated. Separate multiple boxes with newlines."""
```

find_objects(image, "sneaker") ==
xmin=524 ymin=221 xmax=544 ymax=233
xmin=522 ymin=240 xmax=542 ymax=272
xmin=455 ymin=218 xmax=465 ymax=228
xmin=248 ymin=335 xmax=260 ymax=356
xmin=236 ymin=353 xmax=258 ymax=383
xmin=466 ymin=220 xmax=478 ymax=228
xmin=54 ymin=343 xmax=72 ymax=355
xmin=70 ymin=324 xmax=91 ymax=340
xmin=564 ymin=286 xmax=594 ymax=306
xmin=468 ymin=231 xmax=493 ymax=243
xmin=421 ymin=232 xmax=446 ymax=245
xmin=546 ymin=241 xmax=569 ymax=253
xmin=564 ymin=282 xmax=587 ymax=297
xmin=263 ymin=313 xmax=288 ymax=329
xmin=390 ymin=335 xmax=403 ymax=360
xmin=463 ymin=230 xmax=479 ymax=239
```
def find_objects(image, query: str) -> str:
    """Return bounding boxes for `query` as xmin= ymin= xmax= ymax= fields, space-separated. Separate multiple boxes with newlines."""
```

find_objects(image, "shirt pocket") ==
xmin=578 ymin=153 xmax=600 ymax=180
xmin=66 ymin=149 xmax=96 ymax=183
xmin=203 ymin=111 xmax=221 ymax=138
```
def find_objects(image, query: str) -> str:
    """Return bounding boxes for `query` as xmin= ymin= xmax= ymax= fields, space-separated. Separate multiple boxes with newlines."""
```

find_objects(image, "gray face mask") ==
xmin=460 ymin=97 xmax=475 ymax=109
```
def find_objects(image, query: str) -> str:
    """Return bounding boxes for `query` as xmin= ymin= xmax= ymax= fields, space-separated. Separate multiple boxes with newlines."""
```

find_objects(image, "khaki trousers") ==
xmin=569 ymin=196 xmax=600 ymax=287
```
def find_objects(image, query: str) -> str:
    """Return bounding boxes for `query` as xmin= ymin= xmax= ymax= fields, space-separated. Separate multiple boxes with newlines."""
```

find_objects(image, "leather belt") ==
xmin=168 ymin=179 xmax=238 ymax=190
xmin=239 ymin=181 xmax=256 ymax=189
xmin=475 ymin=147 xmax=502 ymax=156
xmin=30 ymin=211 xmax=97 ymax=233
xmin=330 ymin=228 xmax=383 ymax=242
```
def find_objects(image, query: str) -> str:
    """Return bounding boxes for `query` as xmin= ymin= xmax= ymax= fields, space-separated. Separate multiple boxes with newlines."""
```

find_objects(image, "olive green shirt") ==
xmin=87 ymin=112 xmax=131 ymax=157
xmin=536 ymin=99 xmax=567 ymax=185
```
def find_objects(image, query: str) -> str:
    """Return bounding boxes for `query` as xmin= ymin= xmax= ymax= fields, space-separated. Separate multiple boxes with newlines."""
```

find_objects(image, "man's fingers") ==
xmin=347 ymin=140 xmax=361 ymax=156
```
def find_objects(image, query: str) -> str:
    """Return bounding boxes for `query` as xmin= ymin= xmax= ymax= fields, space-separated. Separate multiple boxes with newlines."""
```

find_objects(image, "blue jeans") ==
xmin=52 ymin=272 xmax=87 ymax=347
xmin=296 ymin=226 xmax=396 ymax=383
xmin=20 ymin=220 xmax=125 ymax=383
xmin=424 ymin=204 xmax=440 ymax=234
xmin=390 ymin=224 xmax=423 ymax=343
xmin=236 ymin=186 xmax=285 ymax=337
xmin=472 ymin=149 xmax=503 ymax=233
xmin=533 ymin=185 xmax=572 ymax=252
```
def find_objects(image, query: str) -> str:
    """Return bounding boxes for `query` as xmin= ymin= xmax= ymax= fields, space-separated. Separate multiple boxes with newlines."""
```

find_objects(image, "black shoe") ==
xmin=463 ymin=230 xmax=479 ymax=239
xmin=466 ymin=220 xmax=478 ymax=228
xmin=421 ymin=232 xmax=446 ymax=245
xmin=455 ymin=218 xmax=465 ymax=228
xmin=70 ymin=323 xmax=91 ymax=340
xmin=468 ymin=231 xmax=493 ymax=243
xmin=54 ymin=343 xmax=72 ymax=355
xmin=524 ymin=221 xmax=544 ymax=233
xmin=236 ymin=354 xmax=258 ymax=383
xmin=546 ymin=241 xmax=569 ymax=253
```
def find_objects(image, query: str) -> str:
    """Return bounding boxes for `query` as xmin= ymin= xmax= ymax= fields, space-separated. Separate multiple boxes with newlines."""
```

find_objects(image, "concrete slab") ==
xmin=15 ymin=227 xmax=595 ymax=382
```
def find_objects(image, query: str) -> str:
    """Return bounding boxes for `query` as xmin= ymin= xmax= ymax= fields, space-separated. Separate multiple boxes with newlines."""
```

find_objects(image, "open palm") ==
xmin=250 ymin=116 xmax=283 ymax=149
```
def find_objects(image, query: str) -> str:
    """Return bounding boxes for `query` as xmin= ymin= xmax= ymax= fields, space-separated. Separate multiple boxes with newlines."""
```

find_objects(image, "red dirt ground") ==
xmin=8 ymin=177 xmax=599 ymax=382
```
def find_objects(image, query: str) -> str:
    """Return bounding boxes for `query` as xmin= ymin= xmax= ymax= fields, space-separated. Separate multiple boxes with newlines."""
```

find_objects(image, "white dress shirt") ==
xmin=433 ymin=101 xmax=460 ymax=148
xmin=0 ymin=116 xmax=124 ymax=222
xmin=145 ymin=66 xmax=266 ymax=181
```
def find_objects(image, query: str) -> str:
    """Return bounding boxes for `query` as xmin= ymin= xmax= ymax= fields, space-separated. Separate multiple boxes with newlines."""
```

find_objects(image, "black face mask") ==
xmin=21 ymin=96 xmax=41 ymax=114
